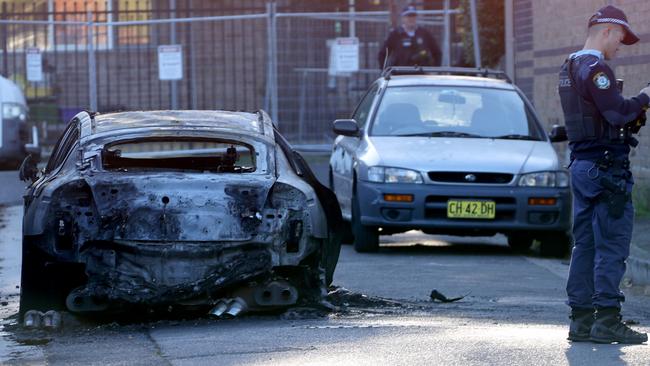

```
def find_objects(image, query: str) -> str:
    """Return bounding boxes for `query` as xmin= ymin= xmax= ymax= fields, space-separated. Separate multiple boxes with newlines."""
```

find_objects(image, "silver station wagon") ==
xmin=329 ymin=67 xmax=571 ymax=257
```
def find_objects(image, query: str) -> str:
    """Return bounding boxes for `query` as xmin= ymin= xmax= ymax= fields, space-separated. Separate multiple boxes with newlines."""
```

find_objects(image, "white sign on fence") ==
xmin=26 ymin=47 xmax=43 ymax=82
xmin=158 ymin=45 xmax=183 ymax=81
xmin=330 ymin=37 xmax=359 ymax=74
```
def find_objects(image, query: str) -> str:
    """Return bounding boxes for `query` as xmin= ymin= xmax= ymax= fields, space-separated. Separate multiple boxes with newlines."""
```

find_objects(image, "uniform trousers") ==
xmin=566 ymin=159 xmax=634 ymax=310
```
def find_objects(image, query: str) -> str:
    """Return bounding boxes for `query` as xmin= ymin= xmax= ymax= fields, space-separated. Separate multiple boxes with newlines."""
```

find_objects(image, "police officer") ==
xmin=558 ymin=5 xmax=650 ymax=344
xmin=377 ymin=4 xmax=441 ymax=69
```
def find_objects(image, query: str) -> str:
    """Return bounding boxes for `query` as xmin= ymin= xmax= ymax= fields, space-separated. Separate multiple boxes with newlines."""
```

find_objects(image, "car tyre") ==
xmin=19 ymin=245 xmax=55 ymax=320
xmin=351 ymin=194 xmax=379 ymax=253
xmin=322 ymin=229 xmax=342 ymax=286
xmin=507 ymin=234 xmax=534 ymax=252
xmin=539 ymin=232 xmax=572 ymax=258
xmin=340 ymin=221 xmax=354 ymax=245
xmin=329 ymin=167 xmax=353 ymax=245
xmin=19 ymin=242 xmax=84 ymax=320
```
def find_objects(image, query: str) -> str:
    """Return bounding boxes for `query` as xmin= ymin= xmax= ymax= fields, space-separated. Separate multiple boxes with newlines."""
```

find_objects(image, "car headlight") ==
xmin=2 ymin=103 xmax=26 ymax=122
xmin=518 ymin=171 xmax=569 ymax=187
xmin=367 ymin=166 xmax=423 ymax=184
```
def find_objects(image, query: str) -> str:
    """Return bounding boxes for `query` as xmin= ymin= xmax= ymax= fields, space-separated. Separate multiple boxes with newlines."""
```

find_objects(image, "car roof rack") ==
xmin=382 ymin=66 xmax=512 ymax=84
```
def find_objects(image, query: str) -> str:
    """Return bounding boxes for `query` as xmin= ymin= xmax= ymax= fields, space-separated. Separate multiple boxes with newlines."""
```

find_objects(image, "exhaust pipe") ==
xmin=209 ymin=300 xmax=229 ymax=318
xmin=42 ymin=310 xmax=62 ymax=330
xmin=224 ymin=298 xmax=247 ymax=318
xmin=65 ymin=287 xmax=109 ymax=313
xmin=209 ymin=297 xmax=248 ymax=319
xmin=23 ymin=310 xmax=43 ymax=328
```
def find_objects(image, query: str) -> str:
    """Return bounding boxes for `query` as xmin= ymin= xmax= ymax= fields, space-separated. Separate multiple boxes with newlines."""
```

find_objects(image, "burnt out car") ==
xmin=19 ymin=110 xmax=341 ymax=319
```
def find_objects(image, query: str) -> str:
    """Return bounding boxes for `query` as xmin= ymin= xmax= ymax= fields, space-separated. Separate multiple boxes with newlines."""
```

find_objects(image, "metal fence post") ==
xmin=1 ymin=3 xmax=7 ymax=76
xmin=170 ymin=0 xmax=178 ymax=109
xmin=266 ymin=2 xmax=279 ymax=123
xmin=87 ymin=11 xmax=98 ymax=111
xmin=469 ymin=0 xmax=481 ymax=68
xmin=188 ymin=0 xmax=197 ymax=110
xmin=298 ymin=70 xmax=308 ymax=143
xmin=505 ymin=0 xmax=515 ymax=80
xmin=265 ymin=3 xmax=272 ymax=113
xmin=443 ymin=0 xmax=450 ymax=66
xmin=348 ymin=0 xmax=355 ymax=38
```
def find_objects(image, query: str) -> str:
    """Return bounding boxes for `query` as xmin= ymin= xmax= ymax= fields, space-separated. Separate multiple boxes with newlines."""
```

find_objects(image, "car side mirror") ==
xmin=24 ymin=144 xmax=41 ymax=163
xmin=19 ymin=154 xmax=39 ymax=183
xmin=549 ymin=125 xmax=568 ymax=143
xmin=333 ymin=119 xmax=360 ymax=137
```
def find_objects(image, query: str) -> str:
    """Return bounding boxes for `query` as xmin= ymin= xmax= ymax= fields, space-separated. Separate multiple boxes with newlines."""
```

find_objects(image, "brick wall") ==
xmin=513 ymin=0 xmax=650 ymax=183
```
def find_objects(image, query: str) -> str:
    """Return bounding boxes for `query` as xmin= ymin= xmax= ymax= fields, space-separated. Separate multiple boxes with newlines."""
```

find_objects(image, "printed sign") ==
xmin=26 ymin=47 xmax=43 ymax=82
xmin=330 ymin=37 xmax=359 ymax=74
xmin=158 ymin=45 xmax=183 ymax=81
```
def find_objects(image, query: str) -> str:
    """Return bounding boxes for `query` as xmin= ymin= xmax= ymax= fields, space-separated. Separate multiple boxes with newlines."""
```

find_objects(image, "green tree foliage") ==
xmin=458 ymin=0 xmax=504 ymax=68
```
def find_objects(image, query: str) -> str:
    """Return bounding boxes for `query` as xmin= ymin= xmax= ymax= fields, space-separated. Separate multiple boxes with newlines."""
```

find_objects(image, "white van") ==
xmin=0 ymin=75 xmax=38 ymax=168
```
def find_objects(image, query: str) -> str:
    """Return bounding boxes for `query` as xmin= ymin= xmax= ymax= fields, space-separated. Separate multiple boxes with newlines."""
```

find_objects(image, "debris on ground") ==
xmin=327 ymin=287 xmax=408 ymax=310
xmin=430 ymin=289 xmax=469 ymax=303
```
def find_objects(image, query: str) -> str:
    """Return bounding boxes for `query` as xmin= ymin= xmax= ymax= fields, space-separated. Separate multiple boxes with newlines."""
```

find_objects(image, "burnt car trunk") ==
xmin=74 ymin=174 xmax=275 ymax=306
xmin=88 ymin=174 xmax=272 ymax=242
xmin=41 ymin=172 xmax=320 ymax=311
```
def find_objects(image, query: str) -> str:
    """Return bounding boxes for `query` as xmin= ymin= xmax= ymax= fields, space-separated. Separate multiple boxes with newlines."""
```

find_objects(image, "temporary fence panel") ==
xmin=273 ymin=7 xmax=461 ymax=144
xmin=0 ymin=2 xmax=469 ymax=147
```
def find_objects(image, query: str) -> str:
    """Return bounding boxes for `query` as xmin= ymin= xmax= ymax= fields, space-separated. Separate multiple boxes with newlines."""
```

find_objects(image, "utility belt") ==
xmin=593 ymin=155 xmax=630 ymax=171
xmin=573 ymin=151 xmax=630 ymax=171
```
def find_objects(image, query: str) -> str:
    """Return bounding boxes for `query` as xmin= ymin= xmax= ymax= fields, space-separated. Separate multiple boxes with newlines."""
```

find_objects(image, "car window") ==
xmin=370 ymin=86 xmax=542 ymax=140
xmin=352 ymin=83 xmax=379 ymax=130
xmin=102 ymin=138 xmax=256 ymax=173
xmin=45 ymin=123 xmax=79 ymax=174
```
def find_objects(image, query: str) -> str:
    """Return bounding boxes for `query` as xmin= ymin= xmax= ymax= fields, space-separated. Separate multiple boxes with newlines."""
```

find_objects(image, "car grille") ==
xmin=424 ymin=195 xmax=516 ymax=221
xmin=427 ymin=172 xmax=514 ymax=184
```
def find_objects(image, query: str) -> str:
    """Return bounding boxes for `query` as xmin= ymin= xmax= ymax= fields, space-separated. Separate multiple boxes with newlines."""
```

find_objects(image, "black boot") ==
xmin=590 ymin=308 xmax=648 ymax=344
xmin=568 ymin=309 xmax=594 ymax=342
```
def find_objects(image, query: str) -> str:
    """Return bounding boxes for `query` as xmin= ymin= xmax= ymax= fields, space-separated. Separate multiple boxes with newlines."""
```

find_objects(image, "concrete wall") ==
xmin=513 ymin=0 xmax=650 ymax=182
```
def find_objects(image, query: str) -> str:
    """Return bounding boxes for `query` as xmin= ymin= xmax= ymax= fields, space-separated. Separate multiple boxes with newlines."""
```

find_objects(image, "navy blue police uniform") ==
xmin=558 ymin=48 xmax=648 ymax=312
xmin=377 ymin=26 xmax=441 ymax=68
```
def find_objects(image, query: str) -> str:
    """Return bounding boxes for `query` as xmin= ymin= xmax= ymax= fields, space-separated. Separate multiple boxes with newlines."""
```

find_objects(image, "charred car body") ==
xmin=19 ymin=110 xmax=341 ymax=318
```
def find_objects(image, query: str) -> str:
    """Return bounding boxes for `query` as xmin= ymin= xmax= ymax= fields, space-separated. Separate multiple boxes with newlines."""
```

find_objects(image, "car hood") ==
xmin=367 ymin=136 xmax=559 ymax=174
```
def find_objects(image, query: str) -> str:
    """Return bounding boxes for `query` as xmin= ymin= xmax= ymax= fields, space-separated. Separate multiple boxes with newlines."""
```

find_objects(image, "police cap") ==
xmin=588 ymin=5 xmax=639 ymax=45
xmin=401 ymin=5 xmax=417 ymax=17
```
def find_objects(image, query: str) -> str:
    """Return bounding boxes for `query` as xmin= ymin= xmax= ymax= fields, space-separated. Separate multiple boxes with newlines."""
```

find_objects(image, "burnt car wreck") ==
xmin=19 ymin=110 xmax=341 ymax=320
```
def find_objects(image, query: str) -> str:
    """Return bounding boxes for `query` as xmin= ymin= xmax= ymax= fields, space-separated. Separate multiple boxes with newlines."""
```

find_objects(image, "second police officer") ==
xmin=558 ymin=5 xmax=650 ymax=344
xmin=377 ymin=4 xmax=441 ymax=68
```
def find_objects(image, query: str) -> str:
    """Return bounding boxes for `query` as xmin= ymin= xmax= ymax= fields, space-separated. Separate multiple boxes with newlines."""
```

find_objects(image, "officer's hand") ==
xmin=640 ymin=86 xmax=650 ymax=99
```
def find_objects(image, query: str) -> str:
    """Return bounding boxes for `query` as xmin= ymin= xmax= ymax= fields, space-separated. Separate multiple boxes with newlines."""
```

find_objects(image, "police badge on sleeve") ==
xmin=593 ymin=72 xmax=610 ymax=90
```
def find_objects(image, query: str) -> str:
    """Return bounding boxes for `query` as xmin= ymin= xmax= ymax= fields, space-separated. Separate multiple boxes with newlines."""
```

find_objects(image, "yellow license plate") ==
xmin=447 ymin=200 xmax=496 ymax=219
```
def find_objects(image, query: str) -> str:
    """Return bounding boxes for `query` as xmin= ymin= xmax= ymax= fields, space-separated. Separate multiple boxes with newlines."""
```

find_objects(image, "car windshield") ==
xmin=370 ymin=86 xmax=543 ymax=140
xmin=102 ymin=138 xmax=256 ymax=173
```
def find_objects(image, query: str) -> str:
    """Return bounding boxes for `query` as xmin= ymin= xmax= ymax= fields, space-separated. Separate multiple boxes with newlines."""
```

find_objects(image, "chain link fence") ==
xmin=0 ymin=1 xmax=473 ymax=147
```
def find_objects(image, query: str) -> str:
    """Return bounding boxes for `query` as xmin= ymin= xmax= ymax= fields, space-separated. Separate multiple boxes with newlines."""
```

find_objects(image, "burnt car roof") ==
xmin=79 ymin=110 xmax=275 ymax=143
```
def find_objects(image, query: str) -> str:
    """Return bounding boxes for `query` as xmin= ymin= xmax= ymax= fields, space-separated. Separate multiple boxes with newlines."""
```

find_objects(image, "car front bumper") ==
xmin=356 ymin=180 xmax=572 ymax=235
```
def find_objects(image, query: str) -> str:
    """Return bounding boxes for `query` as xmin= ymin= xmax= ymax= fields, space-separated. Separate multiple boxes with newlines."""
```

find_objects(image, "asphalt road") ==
xmin=1 ymin=161 xmax=650 ymax=365
xmin=1 ymin=212 xmax=649 ymax=365
xmin=0 ymin=170 xmax=25 ymax=206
